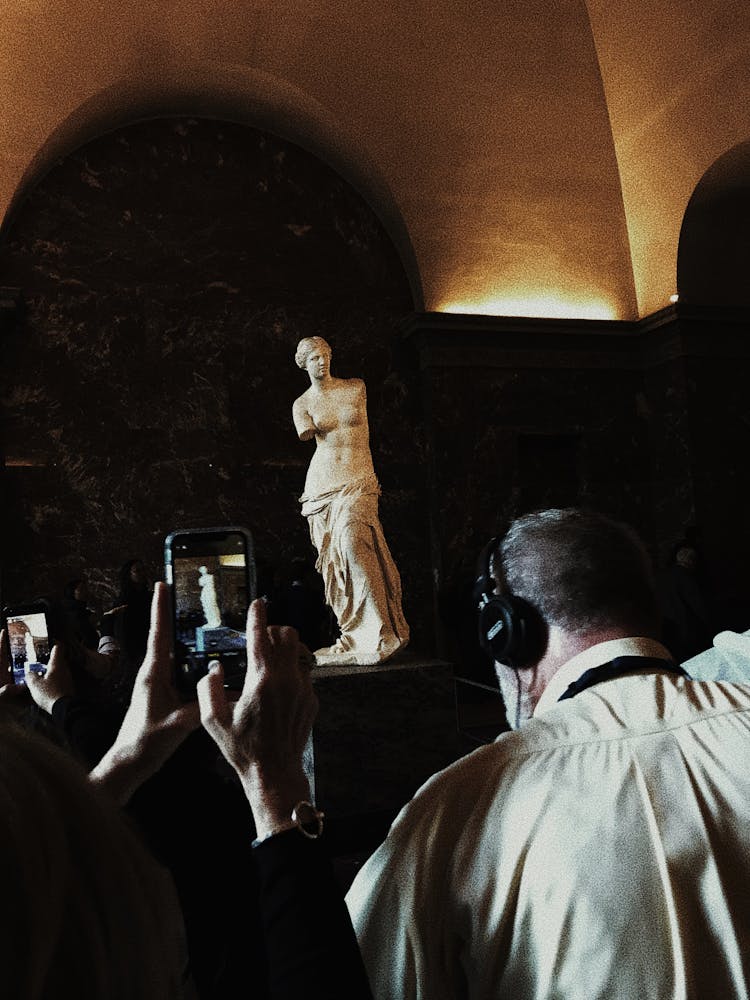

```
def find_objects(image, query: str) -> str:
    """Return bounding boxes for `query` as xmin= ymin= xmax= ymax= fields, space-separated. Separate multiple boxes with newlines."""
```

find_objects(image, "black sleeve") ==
xmin=253 ymin=830 xmax=374 ymax=1000
xmin=50 ymin=695 xmax=121 ymax=767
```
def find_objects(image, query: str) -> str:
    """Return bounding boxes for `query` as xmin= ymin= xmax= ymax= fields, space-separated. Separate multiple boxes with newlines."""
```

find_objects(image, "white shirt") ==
xmin=346 ymin=640 xmax=750 ymax=999
xmin=534 ymin=635 xmax=674 ymax=711
xmin=685 ymin=630 xmax=750 ymax=683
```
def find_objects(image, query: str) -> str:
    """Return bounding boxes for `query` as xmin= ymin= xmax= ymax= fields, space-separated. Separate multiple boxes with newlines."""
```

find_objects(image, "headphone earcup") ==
xmin=478 ymin=593 xmax=538 ymax=668
xmin=474 ymin=535 xmax=544 ymax=668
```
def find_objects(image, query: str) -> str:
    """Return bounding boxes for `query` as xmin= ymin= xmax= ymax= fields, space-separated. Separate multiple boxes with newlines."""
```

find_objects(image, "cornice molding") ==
xmin=398 ymin=305 xmax=750 ymax=370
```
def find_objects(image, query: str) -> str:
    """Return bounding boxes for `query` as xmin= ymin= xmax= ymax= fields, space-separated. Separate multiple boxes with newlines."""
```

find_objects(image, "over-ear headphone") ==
xmin=473 ymin=536 xmax=545 ymax=668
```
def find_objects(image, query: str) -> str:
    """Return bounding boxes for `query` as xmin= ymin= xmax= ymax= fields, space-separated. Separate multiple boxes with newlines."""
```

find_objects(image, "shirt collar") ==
xmin=533 ymin=636 xmax=674 ymax=717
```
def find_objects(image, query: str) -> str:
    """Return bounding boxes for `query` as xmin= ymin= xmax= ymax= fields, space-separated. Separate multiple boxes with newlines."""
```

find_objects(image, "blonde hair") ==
xmin=295 ymin=336 xmax=331 ymax=369
xmin=0 ymin=722 xmax=183 ymax=999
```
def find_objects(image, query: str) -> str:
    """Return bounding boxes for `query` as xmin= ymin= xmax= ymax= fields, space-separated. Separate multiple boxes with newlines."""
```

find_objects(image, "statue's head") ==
xmin=295 ymin=336 xmax=332 ymax=370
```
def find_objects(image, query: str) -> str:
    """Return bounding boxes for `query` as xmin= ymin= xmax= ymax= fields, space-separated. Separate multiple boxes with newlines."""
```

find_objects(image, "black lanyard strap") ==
xmin=558 ymin=656 xmax=690 ymax=702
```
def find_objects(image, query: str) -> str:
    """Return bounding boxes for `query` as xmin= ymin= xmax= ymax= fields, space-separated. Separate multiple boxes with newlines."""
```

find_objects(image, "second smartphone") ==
xmin=165 ymin=527 xmax=257 ymax=696
xmin=2 ymin=600 xmax=52 ymax=685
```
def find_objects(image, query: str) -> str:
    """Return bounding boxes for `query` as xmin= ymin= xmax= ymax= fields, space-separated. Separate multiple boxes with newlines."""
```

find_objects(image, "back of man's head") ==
xmin=499 ymin=508 xmax=659 ymax=639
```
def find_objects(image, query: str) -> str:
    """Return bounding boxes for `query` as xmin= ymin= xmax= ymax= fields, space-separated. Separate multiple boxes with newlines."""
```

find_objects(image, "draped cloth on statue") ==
xmin=300 ymin=474 xmax=409 ymax=666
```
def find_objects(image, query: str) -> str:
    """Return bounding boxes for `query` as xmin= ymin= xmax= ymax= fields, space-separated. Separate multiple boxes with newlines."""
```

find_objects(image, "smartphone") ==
xmin=164 ymin=527 xmax=257 ymax=696
xmin=2 ymin=601 xmax=52 ymax=685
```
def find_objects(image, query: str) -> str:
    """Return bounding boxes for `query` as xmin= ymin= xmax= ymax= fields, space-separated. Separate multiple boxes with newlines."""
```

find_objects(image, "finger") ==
xmin=197 ymin=662 xmax=233 ymax=740
xmin=244 ymin=599 xmax=270 ymax=693
xmin=298 ymin=643 xmax=316 ymax=672
xmin=143 ymin=582 xmax=172 ymax=680
xmin=46 ymin=643 xmax=65 ymax=676
xmin=274 ymin=625 xmax=300 ymax=645
xmin=39 ymin=645 xmax=74 ymax=702
xmin=267 ymin=625 xmax=302 ymax=677
xmin=247 ymin=598 xmax=268 ymax=658
xmin=303 ymin=688 xmax=320 ymax=735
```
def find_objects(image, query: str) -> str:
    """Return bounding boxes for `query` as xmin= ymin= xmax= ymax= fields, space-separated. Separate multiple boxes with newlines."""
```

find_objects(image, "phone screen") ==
xmin=5 ymin=609 xmax=50 ymax=685
xmin=166 ymin=528 xmax=256 ymax=692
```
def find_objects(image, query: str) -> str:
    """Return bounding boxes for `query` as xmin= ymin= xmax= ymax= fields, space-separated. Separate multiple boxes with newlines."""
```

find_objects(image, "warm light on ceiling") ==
xmin=219 ymin=554 xmax=246 ymax=566
xmin=438 ymin=294 xmax=619 ymax=321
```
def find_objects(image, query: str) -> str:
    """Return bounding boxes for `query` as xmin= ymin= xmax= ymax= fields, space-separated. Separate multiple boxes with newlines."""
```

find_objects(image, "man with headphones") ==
xmin=346 ymin=508 xmax=750 ymax=998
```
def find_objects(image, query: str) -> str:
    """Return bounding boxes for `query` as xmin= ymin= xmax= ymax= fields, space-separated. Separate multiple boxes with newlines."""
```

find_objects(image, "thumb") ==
xmin=24 ymin=664 xmax=45 ymax=683
xmin=45 ymin=643 xmax=67 ymax=677
xmin=197 ymin=663 xmax=232 ymax=743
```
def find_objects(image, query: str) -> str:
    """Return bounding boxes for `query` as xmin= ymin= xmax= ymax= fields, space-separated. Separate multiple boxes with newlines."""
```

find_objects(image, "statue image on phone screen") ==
xmin=198 ymin=567 xmax=222 ymax=629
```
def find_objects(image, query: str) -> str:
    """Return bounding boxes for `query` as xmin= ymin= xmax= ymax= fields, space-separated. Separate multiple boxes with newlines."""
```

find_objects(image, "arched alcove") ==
xmin=0 ymin=117 xmax=426 ymax=641
xmin=677 ymin=141 xmax=750 ymax=308
xmin=0 ymin=71 xmax=424 ymax=310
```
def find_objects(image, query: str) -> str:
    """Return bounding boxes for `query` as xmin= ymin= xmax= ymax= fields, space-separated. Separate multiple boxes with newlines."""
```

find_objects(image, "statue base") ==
xmin=313 ymin=637 xmax=409 ymax=667
xmin=311 ymin=657 xmax=460 ymax=818
xmin=195 ymin=625 xmax=245 ymax=652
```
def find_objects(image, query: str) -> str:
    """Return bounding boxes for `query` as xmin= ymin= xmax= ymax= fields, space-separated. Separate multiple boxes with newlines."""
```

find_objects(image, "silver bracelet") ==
xmin=252 ymin=800 xmax=325 ymax=847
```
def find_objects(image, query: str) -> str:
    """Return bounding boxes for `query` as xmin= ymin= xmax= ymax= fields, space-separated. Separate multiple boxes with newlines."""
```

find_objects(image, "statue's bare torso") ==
xmin=293 ymin=377 xmax=375 ymax=497
xmin=292 ymin=337 xmax=408 ymax=665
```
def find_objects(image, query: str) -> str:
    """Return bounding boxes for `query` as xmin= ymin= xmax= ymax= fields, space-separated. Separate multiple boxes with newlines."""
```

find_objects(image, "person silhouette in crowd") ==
xmin=273 ymin=558 xmax=329 ymax=653
xmin=61 ymin=577 xmax=100 ymax=651
xmin=99 ymin=559 xmax=152 ymax=702
xmin=658 ymin=539 xmax=715 ymax=661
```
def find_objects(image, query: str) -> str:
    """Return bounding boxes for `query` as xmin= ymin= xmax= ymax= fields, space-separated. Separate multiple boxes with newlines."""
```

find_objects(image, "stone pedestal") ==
xmin=311 ymin=657 xmax=459 ymax=819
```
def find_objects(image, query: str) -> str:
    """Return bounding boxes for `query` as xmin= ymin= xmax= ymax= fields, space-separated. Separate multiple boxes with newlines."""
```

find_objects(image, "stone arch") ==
xmin=0 ymin=111 xmax=423 ymax=630
xmin=677 ymin=140 xmax=750 ymax=308
xmin=1 ymin=65 xmax=423 ymax=308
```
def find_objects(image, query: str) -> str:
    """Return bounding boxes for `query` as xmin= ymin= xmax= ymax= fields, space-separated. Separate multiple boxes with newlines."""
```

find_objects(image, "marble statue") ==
xmin=293 ymin=336 xmax=409 ymax=666
xmin=24 ymin=631 xmax=37 ymax=666
xmin=198 ymin=566 xmax=222 ymax=629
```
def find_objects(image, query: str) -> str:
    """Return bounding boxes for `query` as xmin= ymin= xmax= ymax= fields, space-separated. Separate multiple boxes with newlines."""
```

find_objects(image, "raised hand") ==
xmin=24 ymin=643 xmax=74 ymax=714
xmin=197 ymin=599 xmax=318 ymax=838
xmin=89 ymin=582 xmax=201 ymax=805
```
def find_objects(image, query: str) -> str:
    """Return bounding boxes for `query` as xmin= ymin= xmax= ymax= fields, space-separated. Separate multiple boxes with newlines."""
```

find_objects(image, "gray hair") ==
xmin=295 ymin=336 xmax=331 ymax=370
xmin=498 ymin=508 xmax=659 ymax=636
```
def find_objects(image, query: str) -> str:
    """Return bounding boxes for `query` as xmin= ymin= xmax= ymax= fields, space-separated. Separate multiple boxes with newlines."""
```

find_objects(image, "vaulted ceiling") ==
xmin=1 ymin=0 xmax=748 ymax=320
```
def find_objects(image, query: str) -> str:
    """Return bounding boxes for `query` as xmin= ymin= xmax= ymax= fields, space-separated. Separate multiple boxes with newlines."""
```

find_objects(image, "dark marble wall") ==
xmin=0 ymin=117 xmax=429 ymax=643
xmin=402 ymin=309 xmax=750 ymax=670
xmin=642 ymin=355 xmax=694 ymax=565
xmin=426 ymin=362 xmax=655 ymax=557
xmin=406 ymin=320 xmax=653 ymax=585
xmin=681 ymin=317 xmax=750 ymax=630
xmin=635 ymin=309 xmax=750 ymax=633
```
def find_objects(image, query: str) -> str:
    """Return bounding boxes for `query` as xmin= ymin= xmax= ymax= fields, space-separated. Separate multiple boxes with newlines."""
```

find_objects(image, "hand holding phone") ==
xmin=197 ymin=599 xmax=318 ymax=839
xmin=2 ymin=602 xmax=52 ymax=687
xmin=164 ymin=527 xmax=257 ymax=697
xmin=24 ymin=644 xmax=75 ymax=714
xmin=90 ymin=583 xmax=201 ymax=805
